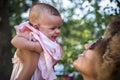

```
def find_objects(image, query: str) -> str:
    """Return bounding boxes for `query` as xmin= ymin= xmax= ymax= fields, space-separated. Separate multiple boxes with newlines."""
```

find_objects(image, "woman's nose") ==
xmin=84 ymin=44 xmax=91 ymax=50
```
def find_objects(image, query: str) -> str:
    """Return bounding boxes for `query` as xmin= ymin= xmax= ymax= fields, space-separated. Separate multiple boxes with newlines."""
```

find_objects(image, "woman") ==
xmin=73 ymin=18 xmax=120 ymax=80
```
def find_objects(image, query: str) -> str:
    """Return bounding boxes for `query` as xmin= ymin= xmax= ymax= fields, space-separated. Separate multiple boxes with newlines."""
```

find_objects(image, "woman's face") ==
xmin=73 ymin=44 xmax=99 ymax=76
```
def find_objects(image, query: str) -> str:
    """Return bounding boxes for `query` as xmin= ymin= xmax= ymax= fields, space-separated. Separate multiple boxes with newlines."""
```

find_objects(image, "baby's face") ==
xmin=37 ymin=13 xmax=62 ymax=41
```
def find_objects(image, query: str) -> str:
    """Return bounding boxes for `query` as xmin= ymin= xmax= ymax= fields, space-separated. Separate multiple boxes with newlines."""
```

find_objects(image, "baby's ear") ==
xmin=34 ymin=25 xmax=39 ymax=30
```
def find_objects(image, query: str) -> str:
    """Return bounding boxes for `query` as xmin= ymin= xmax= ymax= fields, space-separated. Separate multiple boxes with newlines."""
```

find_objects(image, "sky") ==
xmin=22 ymin=0 xmax=117 ymax=20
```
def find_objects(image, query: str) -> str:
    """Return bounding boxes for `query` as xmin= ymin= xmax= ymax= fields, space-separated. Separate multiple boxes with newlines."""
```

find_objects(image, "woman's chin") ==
xmin=73 ymin=61 xmax=80 ymax=71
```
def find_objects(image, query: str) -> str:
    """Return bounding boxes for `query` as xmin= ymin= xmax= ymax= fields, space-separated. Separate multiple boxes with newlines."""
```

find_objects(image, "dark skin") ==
xmin=11 ymin=31 xmax=42 ymax=80
xmin=16 ymin=50 xmax=40 ymax=80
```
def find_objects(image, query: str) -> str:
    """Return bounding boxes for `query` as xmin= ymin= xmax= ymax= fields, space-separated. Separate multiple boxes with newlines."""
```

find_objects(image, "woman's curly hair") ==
xmin=94 ymin=17 xmax=120 ymax=80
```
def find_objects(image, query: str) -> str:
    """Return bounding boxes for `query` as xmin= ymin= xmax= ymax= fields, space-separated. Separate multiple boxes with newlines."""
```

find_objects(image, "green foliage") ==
xmin=56 ymin=0 xmax=120 ymax=78
xmin=9 ymin=0 xmax=29 ymax=25
xmin=9 ymin=0 xmax=120 ymax=79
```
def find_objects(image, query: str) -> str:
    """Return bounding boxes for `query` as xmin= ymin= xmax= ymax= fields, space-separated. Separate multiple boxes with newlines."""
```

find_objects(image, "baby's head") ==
xmin=29 ymin=3 xmax=62 ymax=41
xmin=29 ymin=3 xmax=61 ymax=27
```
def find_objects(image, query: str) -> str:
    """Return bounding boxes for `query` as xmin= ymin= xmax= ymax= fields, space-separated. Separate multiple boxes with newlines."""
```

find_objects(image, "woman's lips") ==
xmin=78 ymin=53 xmax=84 ymax=57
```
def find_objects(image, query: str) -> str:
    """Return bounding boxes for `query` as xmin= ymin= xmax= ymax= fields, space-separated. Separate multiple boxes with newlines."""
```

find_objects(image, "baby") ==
xmin=10 ymin=3 xmax=62 ymax=80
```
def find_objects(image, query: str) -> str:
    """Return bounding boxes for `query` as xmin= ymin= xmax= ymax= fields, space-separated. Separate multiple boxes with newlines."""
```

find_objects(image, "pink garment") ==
xmin=10 ymin=21 xmax=62 ymax=80
xmin=10 ymin=52 xmax=23 ymax=80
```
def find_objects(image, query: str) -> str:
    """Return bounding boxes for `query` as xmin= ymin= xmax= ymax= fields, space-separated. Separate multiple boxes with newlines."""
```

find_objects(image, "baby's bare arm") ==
xmin=11 ymin=31 xmax=42 ymax=53
xmin=16 ymin=50 xmax=40 ymax=80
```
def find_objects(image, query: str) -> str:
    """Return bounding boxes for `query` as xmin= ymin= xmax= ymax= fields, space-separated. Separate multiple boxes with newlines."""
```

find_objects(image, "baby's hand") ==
xmin=31 ymin=37 xmax=37 ymax=42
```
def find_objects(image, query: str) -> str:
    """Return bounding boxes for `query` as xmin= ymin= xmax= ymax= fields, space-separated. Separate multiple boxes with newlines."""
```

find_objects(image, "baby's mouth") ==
xmin=51 ymin=36 xmax=57 ymax=41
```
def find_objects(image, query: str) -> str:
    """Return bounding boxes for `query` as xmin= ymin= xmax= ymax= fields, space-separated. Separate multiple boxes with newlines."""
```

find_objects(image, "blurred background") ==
xmin=0 ymin=0 xmax=120 ymax=80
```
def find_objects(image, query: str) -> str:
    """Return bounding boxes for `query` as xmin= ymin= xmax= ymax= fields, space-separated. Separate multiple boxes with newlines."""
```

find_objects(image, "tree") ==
xmin=8 ymin=0 xmax=120 ymax=80
xmin=50 ymin=0 xmax=120 ymax=79
xmin=0 ymin=0 xmax=13 ymax=80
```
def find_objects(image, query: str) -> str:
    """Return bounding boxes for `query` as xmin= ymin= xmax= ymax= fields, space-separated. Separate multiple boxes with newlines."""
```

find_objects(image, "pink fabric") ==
xmin=10 ymin=52 xmax=23 ymax=80
xmin=11 ymin=21 xmax=62 ymax=80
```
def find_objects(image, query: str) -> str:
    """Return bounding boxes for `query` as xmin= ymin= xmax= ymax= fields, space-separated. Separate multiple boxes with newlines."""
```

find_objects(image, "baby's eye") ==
xmin=58 ymin=26 xmax=61 ymax=29
xmin=50 ymin=27 xmax=55 ymax=30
